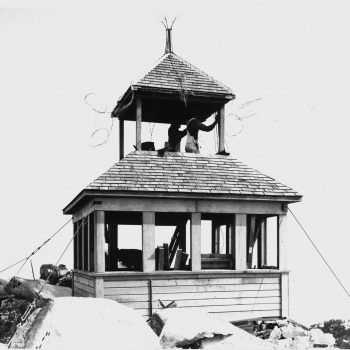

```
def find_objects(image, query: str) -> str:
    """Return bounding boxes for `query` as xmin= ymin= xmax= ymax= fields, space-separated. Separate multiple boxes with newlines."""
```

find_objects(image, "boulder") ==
xmin=154 ymin=308 xmax=278 ymax=349
xmin=5 ymin=277 xmax=71 ymax=302
xmin=310 ymin=328 xmax=336 ymax=347
xmin=9 ymin=298 xmax=161 ymax=350
xmin=0 ymin=279 xmax=8 ymax=296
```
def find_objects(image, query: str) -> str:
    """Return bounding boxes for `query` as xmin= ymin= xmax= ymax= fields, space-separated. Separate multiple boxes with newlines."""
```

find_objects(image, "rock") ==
xmin=269 ymin=326 xmax=282 ymax=341
xmin=39 ymin=264 xmax=68 ymax=285
xmin=0 ymin=279 xmax=8 ymax=296
xmin=5 ymin=277 xmax=71 ymax=302
xmin=9 ymin=298 xmax=161 ymax=349
xmin=0 ymin=297 xmax=31 ymax=344
xmin=154 ymin=308 xmax=279 ymax=349
xmin=154 ymin=308 xmax=235 ymax=348
xmin=310 ymin=328 xmax=335 ymax=347
xmin=200 ymin=333 xmax=279 ymax=350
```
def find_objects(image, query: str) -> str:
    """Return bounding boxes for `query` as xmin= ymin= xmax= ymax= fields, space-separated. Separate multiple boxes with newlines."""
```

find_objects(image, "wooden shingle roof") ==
xmin=63 ymin=151 xmax=301 ymax=213
xmin=132 ymin=53 xmax=234 ymax=98
xmin=88 ymin=151 xmax=300 ymax=197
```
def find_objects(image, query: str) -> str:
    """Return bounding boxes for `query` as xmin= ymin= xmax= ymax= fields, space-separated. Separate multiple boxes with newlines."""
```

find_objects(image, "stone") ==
xmin=5 ymin=277 xmax=71 ymax=302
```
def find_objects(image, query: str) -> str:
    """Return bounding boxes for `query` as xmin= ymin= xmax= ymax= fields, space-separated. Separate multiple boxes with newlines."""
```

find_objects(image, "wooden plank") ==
xmin=119 ymin=118 xmax=124 ymax=160
xmin=132 ymin=302 xmax=281 ymax=313
xmin=173 ymin=250 xmax=182 ymax=270
xmin=90 ymin=198 xmax=286 ymax=216
xmin=104 ymin=276 xmax=280 ymax=288
xmin=136 ymin=97 xmax=142 ymax=151
xmin=163 ymin=244 xmax=170 ymax=270
xmin=74 ymin=281 xmax=95 ymax=294
xmin=218 ymin=105 xmax=225 ymax=153
xmin=103 ymin=289 xmax=281 ymax=302
xmin=190 ymin=213 xmax=201 ymax=271
xmin=94 ymin=211 xmax=105 ymax=273
xmin=116 ymin=296 xmax=281 ymax=309
xmin=104 ymin=283 xmax=281 ymax=296
xmin=157 ymin=247 xmax=164 ymax=271
xmin=210 ymin=310 xmax=281 ymax=323
xmin=142 ymin=212 xmax=155 ymax=272
xmin=235 ymin=214 xmax=247 ymax=270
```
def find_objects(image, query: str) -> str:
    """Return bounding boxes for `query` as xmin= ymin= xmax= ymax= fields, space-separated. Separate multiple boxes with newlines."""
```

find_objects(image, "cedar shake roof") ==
xmin=131 ymin=53 xmax=234 ymax=98
xmin=63 ymin=152 xmax=301 ymax=213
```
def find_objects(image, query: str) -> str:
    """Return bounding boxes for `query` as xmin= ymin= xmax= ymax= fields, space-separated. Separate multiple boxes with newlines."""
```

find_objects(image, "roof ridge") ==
xmin=132 ymin=52 xmax=171 ymax=86
xmin=169 ymin=53 xmax=233 ymax=95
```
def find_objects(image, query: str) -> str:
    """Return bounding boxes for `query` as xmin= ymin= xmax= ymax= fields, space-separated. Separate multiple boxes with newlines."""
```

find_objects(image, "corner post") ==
xmin=119 ymin=118 xmax=124 ymax=160
xmin=218 ymin=105 xmax=225 ymax=153
xmin=190 ymin=213 xmax=201 ymax=271
xmin=142 ymin=212 xmax=155 ymax=272
xmin=235 ymin=214 xmax=247 ymax=270
xmin=136 ymin=97 xmax=142 ymax=151
xmin=278 ymin=213 xmax=288 ymax=270
xmin=94 ymin=211 xmax=105 ymax=298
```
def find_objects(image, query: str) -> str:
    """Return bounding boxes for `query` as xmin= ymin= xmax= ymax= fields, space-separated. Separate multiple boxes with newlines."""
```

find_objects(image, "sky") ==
xmin=0 ymin=0 xmax=349 ymax=326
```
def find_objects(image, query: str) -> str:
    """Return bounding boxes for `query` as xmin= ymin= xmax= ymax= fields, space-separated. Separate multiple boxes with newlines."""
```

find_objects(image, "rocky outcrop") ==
xmin=5 ymin=277 xmax=71 ymax=302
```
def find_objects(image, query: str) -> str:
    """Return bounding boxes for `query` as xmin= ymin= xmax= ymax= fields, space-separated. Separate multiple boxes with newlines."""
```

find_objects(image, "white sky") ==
xmin=0 ymin=0 xmax=349 ymax=326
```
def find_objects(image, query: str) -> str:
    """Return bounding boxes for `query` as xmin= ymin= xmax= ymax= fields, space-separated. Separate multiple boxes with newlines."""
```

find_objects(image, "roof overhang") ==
xmin=63 ymin=188 xmax=302 ymax=215
xmin=111 ymin=86 xmax=235 ymax=124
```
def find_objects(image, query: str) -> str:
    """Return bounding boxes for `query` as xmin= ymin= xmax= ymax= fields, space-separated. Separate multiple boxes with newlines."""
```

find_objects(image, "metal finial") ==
xmin=162 ymin=17 xmax=176 ymax=54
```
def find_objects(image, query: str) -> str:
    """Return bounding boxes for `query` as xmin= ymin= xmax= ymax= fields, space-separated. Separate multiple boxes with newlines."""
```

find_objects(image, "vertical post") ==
xmin=109 ymin=223 xmax=118 ymax=271
xmin=119 ymin=119 xmax=124 ymax=160
xmin=136 ymin=97 xmax=142 ymax=151
xmin=89 ymin=213 xmax=95 ymax=272
xmin=77 ymin=220 xmax=82 ymax=270
xmin=235 ymin=214 xmax=247 ymax=270
xmin=94 ymin=211 xmax=105 ymax=273
xmin=211 ymin=221 xmax=220 ymax=254
xmin=87 ymin=215 xmax=90 ymax=272
xmin=73 ymin=221 xmax=77 ymax=269
xmin=94 ymin=211 xmax=105 ymax=298
xmin=142 ymin=212 xmax=155 ymax=272
xmin=190 ymin=213 xmax=201 ymax=271
xmin=278 ymin=214 xmax=288 ymax=270
xmin=258 ymin=219 xmax=267 ymax=268
xmin=226 ymin=219 xmax=235 ymax=255
xmin=218 ymin=105 xmax=225 ymax=153
xmin=81 ymin=218 xmax=85 ymax=270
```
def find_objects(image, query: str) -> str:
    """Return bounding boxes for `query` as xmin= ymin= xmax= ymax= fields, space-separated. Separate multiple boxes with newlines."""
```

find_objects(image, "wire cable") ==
xmin=289 ymin=207 xmax=350 ymax=298
xmin=12 ymin=218 xmax=72 ymax=276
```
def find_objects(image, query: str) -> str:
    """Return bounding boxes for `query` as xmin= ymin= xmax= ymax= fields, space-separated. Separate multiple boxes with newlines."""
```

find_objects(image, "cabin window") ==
xmin=154 ymin=213 xmax=190 ymax=271
xmin=104 ymin=211 xmax=142 ymax=272
xmin=247 ymin=215 xmax=278 ymax=269
xmin=201 ymin=214 xmax=235 ymax=270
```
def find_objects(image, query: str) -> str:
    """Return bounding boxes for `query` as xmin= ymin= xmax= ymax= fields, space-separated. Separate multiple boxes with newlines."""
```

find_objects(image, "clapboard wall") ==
xmin=102 ymin=271 xmax=283 ymax=321
xmin=73 ymin=271 xmax=95 ymax=297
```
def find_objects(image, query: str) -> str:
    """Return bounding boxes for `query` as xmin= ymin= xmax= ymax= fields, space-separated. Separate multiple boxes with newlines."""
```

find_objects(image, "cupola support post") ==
xmin=218 ymin=105 xmax=225 ymax=153
xmin=119 ymin=119 xmax=124 ymax=160
xmin=136 ymin=97 xmax=142 ymax=151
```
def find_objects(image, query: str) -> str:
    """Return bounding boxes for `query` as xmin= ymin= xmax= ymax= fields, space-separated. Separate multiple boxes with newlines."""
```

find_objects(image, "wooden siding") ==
xmin=73 ymin=272 xmax=95 ymax=297
xmin=103 ymin=273 xmax=282 ymax=320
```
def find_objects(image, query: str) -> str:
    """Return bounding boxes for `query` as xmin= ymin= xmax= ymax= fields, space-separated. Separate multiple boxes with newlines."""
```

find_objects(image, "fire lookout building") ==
xmin=63 ymin=29 xmax=302 ymax=322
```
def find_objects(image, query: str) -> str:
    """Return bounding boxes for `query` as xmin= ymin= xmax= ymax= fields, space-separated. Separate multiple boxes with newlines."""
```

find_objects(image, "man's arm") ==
xmin=197 ymin=115 xmax=219 ymax=132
